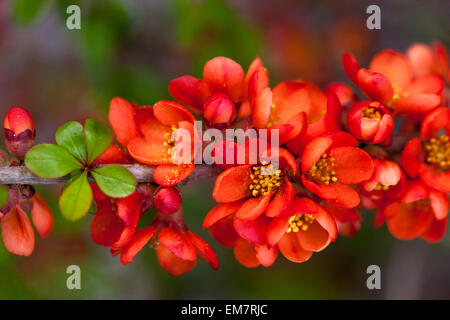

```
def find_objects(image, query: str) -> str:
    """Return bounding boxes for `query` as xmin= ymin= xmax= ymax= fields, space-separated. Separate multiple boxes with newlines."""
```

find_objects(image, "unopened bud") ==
xmin=4 ymin=107 xmax=35 ymax=158
xmin=153 ymin=187 xmax=182 ymax=215
xmin=203 ymin=93 xmax=236 ymax=128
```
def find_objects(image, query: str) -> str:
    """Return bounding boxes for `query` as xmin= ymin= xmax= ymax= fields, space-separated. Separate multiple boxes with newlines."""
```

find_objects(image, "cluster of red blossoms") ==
xmin=1 ymin=41 xmax=449 ymax=276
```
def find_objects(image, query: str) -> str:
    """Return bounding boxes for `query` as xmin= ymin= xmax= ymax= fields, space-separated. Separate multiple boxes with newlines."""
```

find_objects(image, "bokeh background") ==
xmin=0 ymin=0 xmax=449 ymax=299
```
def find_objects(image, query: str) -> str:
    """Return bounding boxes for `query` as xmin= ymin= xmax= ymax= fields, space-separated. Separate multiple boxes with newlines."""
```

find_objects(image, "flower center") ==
xmin=266 ymin=104 xmax=280 ymax=127
xmin=362 ymin=106 xmax=382 ymax=120
xmin=286 ymin=214 xmax=315 ymax=233
xmin=374 ymin=183 xmax=389 ymax=191
xmin=424 ymin=135 xmax=450 ymax=171
xmin=307 ymin=153 xmax=338 ymax=184
xmin=163 ymin=125 xmax=178 ymax=155
xmin=249 ymin=163 xmax=284 ymax=197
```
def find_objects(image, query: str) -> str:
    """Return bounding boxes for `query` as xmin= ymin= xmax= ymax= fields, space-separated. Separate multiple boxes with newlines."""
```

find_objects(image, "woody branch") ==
xmin=0 ymin=164 xmax=223 ymax=185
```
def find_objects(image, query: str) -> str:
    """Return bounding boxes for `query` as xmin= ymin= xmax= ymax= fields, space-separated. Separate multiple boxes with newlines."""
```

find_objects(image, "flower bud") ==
xmin=153 ymin=187 xmax=182 ymax=215
xmin=203 ymin=93 xmax=236 ymax=128
xmin=346 ymin=101 xmax=393 ymax=145
xmin=4 ymin=106 xmax=35 ymax=158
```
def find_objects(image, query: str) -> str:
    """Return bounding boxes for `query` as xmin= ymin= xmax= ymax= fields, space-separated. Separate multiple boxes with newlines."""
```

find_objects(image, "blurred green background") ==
xmin=0 ymin=0 xmax=449 ymax=299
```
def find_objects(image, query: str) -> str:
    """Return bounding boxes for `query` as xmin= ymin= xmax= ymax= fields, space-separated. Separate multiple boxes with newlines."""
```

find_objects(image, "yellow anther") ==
xmin=362 ymin=106 xmax=382 ymax=120
xmin=307 ymin=153 xmax=338 ymax=184
xmin=287 ymin=214 xmax=315 ymax=233
xmin=248 ymin=164 xmax=284 ymax=197
xmin=424 ymin=135 xmax=450 ymax=171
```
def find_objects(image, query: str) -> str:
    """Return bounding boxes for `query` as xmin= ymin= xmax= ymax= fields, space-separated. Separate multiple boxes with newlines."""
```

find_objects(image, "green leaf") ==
xmin=55 ymin=121 xmax=87 ymax=162
xmin=84 ymin=119 xmax=111 ymax=164
xmin=25 ymin=144 xmax=82 ymax=178
xmin=92 ymin=164 xmax=136 ymax=198
xmin=59 ymin=171 xmax=93 ymax=221
xmin=0 ymin=185 xmax=8 ymax=209
xmin=11 ymin=0 xmax=47 ymax=25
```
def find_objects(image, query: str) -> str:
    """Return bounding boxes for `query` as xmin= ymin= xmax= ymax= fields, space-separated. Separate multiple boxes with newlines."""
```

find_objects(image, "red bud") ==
xmin=4 ymin=107 xmax=35 ymax=158
xmin=153 ymin=187 xmax=182 ymax=215
xmin=203 ymin=93 xmax=236 ymax=128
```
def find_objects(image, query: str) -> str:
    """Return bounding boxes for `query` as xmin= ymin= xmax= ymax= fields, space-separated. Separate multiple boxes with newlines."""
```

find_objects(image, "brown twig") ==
xmin=0 ymin=164 xmax=222 ymax=185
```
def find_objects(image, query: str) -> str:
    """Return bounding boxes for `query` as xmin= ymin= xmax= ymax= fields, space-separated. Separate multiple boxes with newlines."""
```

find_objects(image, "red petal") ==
xmin=249 ymin=69 xmax=272 ymax=128
xmin=90 ymin=208 xmax=125 ymax=246
xmin=208 ymin=215 xmax=238 ymax=248
xmin=235 ymin=193 xmax=272 ymax=220
xmin=120 ymin=226 xmax=155 ymax=265
xmin=203 ymin=57 xmax=245 ymax=102
xmin=213 ymin=165 xmax=252 ymax=202
xmin=187 ymin=230 xmax=219 ymax=270
xmin=203 ymin=201 xmax=243 ymax=229
xmin=301 ymin=136 xmax=333 ymax=172
xmin=297 ymin=220 xmax=330 ymax=252
xmin=393 ymin=93 xmax=441 ymax=114
xmin=265 ymin=179 xmax=294 ymax=218
xmin=267 ymin=215 xmax=290 ymax=246
xmin=420 ymin=107 xmax=450 ymax=140
xmin=406 ymin=43 xmax=435 ymax=77
xmin=406 ymin=74 xmax=444 ymax=95
xmin=233 ymin=238 xmax=260 ymax=268
xmin=1 ymin=206 xmax=35 ymax=256
xmin=156 ymin=245 xmax=196 ymax=276
xmin=386 ymin=202 xmax=433 ymax=240
xmin=153 ymin=100 xmax=195 ymax=126
xmin=356 ymin=69 xmax=394 ymax=104
xmin=342 ymin=53 xmax=360 ymax=85
xmin=255 ymin=244 xmax=278 ymax=267
xmin=401 ymin=138 xmax=423 ymax=178
xmin=158 ymin=227 xmax=196 ymax=261
xmin=128 ymin=136 xmax=172 ymax=165
xmin=116 ymin=192 xmax=142 ymax=228
xmin=422 ymin=218 xmax=447 ymax=243
xmin=330 ymin=146 xmax=374 ymax=184
xmin=429 ymin=189 xmax=449 ymax=220
xmin=153 ymin=164 xmax=195 ymax=187
xmin=302 ymin=177 xmax=361 ymax=209
xmin=108 ymin=97 xmax=139 ymax=148
xmin=419 ymin=164 xmax=450 ymax=193
xmin=31 ymin=194 xmax=54 ymax=238
xmin=369 ymin=49 xmax=413 ymax=90
xmin=278 ymin=233 xmax=312 ymax=263
xmin=168 ymin=75 xmax=211 ymax=112
xmin=233 ymin=215 xmax=270 ymax=245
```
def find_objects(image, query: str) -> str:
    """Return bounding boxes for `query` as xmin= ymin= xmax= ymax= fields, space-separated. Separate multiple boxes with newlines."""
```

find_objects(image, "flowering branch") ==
xmin=0 ymin=164 xmax=222 ymax=185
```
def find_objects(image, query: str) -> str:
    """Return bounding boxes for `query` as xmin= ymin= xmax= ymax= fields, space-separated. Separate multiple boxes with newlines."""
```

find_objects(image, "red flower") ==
xmin=0 ymin=194 xmax=53 ymax=256
xmin=359 ymin=159 xmax=405 ymax=200
xmin=343 ymin=50 xmax=444 ymax=115
xmin=169 ymin=56 xmax=265 ymax=127
xmin=284 ymin=83 xmax=342 ymax=156
xmin=266 ymin=197 xmax=337 ymax=263
xmin=300 ymin=132 xmax=374 ymax=208
xmin=380 ymin=180 xmax=448 ymax=242
xmin=211 ymin=147 xmax=297 ymax=221
xmin=108 ymin=97 xmax=196 ymax=186
xmin=249 ymin=77 xmax=307 ymax=144
xmin=346 ymin=101 xmax=394 ymax=144
xmin=119 ymin=209 xmax=218 ymax=276
xmin=407 ymin=41 xmax=449 ymax=79
xmin=402 ymin=107 xmax=450 ymax=192
xmin=4 ymin=106 xmax=35 ymax=158
xmin=90 ymin=185 xmax=145 ymax=252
